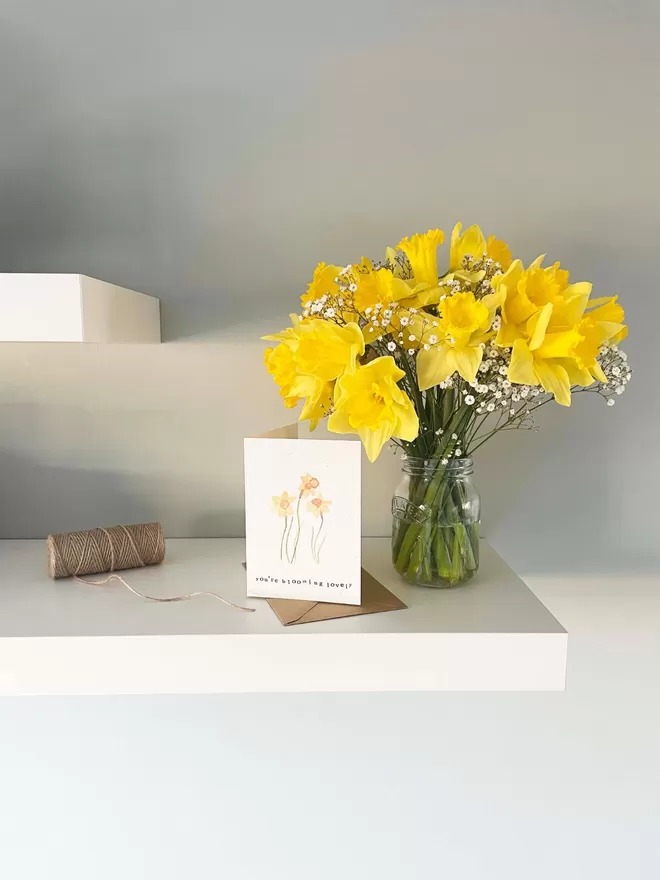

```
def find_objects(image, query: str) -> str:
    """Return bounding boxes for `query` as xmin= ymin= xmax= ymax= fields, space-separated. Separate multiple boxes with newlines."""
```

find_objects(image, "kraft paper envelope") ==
xmin=255 ymin=423 xmax=299 ymax=440
xmin=266 ymin=568 xmax=407 ymax=626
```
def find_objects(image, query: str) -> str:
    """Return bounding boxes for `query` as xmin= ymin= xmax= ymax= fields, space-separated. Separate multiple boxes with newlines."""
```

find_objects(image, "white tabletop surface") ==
xmin=0 ymin=538 xmax=565 ymax=637
xmin=0 ymin=538 xmax=567 ymax=693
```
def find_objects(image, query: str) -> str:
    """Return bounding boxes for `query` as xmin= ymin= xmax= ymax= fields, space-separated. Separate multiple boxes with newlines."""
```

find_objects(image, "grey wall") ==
xmin=0 ymin=0 xmax=658 ymax=572
xmin=0 ymin=4 xmax=659 ymax=878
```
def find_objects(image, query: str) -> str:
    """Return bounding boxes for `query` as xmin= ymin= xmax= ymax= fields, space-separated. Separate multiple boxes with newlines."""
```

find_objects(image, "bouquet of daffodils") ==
xmin=264 ymin=223 xmax=631 ymax=585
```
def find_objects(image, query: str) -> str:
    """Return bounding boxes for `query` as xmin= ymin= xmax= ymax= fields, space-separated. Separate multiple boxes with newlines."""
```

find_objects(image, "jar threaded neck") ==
xmin=402 ymin=456 xmax=474 ymax=477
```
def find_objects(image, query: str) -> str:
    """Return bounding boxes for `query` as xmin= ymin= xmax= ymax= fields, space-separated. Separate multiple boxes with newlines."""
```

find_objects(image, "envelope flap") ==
xmin=267 ymin=568 xmax=407 ymax=626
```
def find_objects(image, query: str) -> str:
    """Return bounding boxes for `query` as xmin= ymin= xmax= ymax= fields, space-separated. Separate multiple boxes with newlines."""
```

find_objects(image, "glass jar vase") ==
xmin=392 ymin=457 xmax=481 ymax=587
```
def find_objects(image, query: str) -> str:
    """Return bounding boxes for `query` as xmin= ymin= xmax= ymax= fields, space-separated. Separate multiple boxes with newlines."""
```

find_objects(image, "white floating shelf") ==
xmin=0 ymin=273 xmax=161 ymax=342
xmin=0 ymin=538 xmax=566 ymax=694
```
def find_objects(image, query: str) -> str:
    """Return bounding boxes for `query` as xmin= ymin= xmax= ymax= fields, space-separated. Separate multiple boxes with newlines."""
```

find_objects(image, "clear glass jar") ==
xmin=392 ymin=457 xmax=481 ymax=587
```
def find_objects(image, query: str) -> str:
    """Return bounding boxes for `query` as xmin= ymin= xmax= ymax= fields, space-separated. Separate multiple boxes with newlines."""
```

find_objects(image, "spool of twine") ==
xmin=45 ymin=522 xmax=254 ymax=612
xmin=46 ymin=522 xmax=165 ymax=579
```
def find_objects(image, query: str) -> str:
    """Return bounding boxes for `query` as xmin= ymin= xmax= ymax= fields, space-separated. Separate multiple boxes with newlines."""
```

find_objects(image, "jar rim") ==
xmin=402 ymin=455 xmax=474 ymax=474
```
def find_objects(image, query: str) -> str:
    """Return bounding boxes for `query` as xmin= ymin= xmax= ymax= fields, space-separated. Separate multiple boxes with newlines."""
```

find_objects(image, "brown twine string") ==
xmin=46 ymin=522 xmax=254 ymax=613
xmin=47 ymin=523 xmax=164 ymax=578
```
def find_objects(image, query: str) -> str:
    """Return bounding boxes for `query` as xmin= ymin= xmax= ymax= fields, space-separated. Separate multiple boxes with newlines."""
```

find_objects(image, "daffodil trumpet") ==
xmin=264 ymin=222 xmax=631 ymax=585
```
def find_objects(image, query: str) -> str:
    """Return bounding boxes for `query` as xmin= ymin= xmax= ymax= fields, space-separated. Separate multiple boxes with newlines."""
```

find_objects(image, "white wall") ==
xmin=0 ymin=573 xmax=658 ymax=879
xmin=0 ymin=1 xmax=658 ymax=876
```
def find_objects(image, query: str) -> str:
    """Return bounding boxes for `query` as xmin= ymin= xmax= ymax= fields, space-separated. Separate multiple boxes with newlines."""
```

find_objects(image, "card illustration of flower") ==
xmin=272 ymin=474 xmax=331 ymax=563
xmin=308 ymin=493 xmax=331 ymax=562
xmin=244 ymin=437 xmax=361 ymax=605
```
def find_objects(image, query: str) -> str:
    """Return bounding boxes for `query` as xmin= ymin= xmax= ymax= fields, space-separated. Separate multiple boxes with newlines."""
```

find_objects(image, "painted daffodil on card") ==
xmin=308 ymin=494 xmax=331 ymax=517
xmin=299 ymin=473 xmax=320 ymax=496
xmin=272 ymin=491 xmax=296 ymax=517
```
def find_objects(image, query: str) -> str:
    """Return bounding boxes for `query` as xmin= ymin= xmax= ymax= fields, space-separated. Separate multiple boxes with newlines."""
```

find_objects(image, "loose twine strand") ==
xmin=46 ymin=523 xmax=254 ymax=613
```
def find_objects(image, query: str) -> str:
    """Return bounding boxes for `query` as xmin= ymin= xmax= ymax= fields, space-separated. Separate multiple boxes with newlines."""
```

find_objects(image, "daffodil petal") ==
xmin=496 ymin=323 xmax=523 ymax=347
xmin=563 ymin=281 xmax=592 ymax=299
xmin=491 ymin=258 xmax=523 ymax=293
xmin=327 ymin=406 xmax=352 ymax=435
xmin=393 ymin=399 xmax=419 ymax=442
xmin=417 ymin=346 xmax=453 ymax=391
xmin=452 ymin=345 xmax=483 ymax=383
xmin=481 ymin=288 xmax=505 ymax=315
xmin=557 ymin=358 xmax=594 ymax=387
xmin=508 ymin=339 xmax=538 ymax=386
xmin=585 ymin=296 xmax=615 ymax=309
xmin=611 ymin=325 xmax=628 ymax=344
xmin=396 ymin=229 xmax=444 ymax=288
xmin=535 ymin=330 xmax=581 ymax=359
xmin=534 ymin=360 xmax=572 ymax=406
xmin=557 ymin=291 xmax=590 ymax=327
xmin=358 ymin=422 xmax=394 ymax=462
xmin=449 ymin=223 xmax=486 ymax=271
xmin=528 ymin=303 xmax=553 ymax=350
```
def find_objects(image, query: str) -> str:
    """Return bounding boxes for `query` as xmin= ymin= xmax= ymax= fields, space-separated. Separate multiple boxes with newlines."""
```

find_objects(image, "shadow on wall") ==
xmin=0 ymin=20 xmax=298 ymax=342
xmin=0 ymin=447 xmax=245 ymax=540
xmin=475 ymin=393 xmax=654 ymax=575
xmin=0 ymin=449 xmax=153 ymax=539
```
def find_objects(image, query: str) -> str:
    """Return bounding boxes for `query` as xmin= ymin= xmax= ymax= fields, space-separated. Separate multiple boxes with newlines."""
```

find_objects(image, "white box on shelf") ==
xmin=0 ymin=273 xmax=161 ymax=342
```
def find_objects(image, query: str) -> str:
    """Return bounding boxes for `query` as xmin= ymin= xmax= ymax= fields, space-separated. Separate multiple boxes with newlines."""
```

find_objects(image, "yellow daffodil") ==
xmin=263 ymin=317 xmax=364 ymax=428
xmin=328 ymin=357 xmax=419 ymax=461
xmin=264 ymin=317 xmax=364 ymax=381
xmin=572 ymin=296 xmax=627 ymax=383
xmin=291 ymin=374 xmax=334 ymax=429
xmin=417 ymin=290 xmax=502 ymax=388
xmin=449 ymin=223 xmax=512 ymax=272
xmin=308 ymin=494 xmax=331 ymax=517
xmin=583 ymin=296 xmax=627 ymax=345
xmin=293 ymin=320 xmax=365 ymax=381
xmin=272 ymin=491 xmax=296 ymax=517
xmin=507 ymin=295 xmax=628 ymax=405
xmin=396 ymin=229 xmax=444 ymax=289
xmin=264 ymin=344 xmax=300 ymax=408
xmin=493 ymin=257 xmax=591 ymax=346
xmin=263 ymin=313 xmax=306 ymax=346
xmin=350 ymin=259 xmax=415 ymax=314
xmin=301 ymin=262 xmax=342 ymax=308
xmin=508 ymin=334 xmax=579 ymax=406
xmin=486 ymin=234 xmax=512 ymax=271
xmin=450 ymin=223 xmax=486 ymax=271
xmin=299 ymin=473 xmax=320 ymax=496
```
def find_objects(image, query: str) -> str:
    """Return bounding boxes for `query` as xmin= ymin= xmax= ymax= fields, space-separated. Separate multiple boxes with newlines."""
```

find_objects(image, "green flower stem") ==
xmin=432 ymin=525 xmax=450 ymax=580
xmin=394 ymin=406 xmax=474 ymax=574
xmin=393 ymin=424 xmax=480 ymax=585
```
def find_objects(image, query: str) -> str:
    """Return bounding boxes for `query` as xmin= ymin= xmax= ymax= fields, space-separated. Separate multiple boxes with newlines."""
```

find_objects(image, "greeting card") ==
xmin=244 ymin=438 xmax=362 ymax=604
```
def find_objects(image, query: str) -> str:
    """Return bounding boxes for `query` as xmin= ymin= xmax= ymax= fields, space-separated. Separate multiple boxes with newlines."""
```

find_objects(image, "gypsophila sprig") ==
xmin=263 ymin=222 xmax=631 ymax=462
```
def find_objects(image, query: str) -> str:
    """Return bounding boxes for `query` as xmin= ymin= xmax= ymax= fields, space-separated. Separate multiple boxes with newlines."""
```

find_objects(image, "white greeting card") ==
xmin=244 ymin=438 xmax=362 ymax=605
